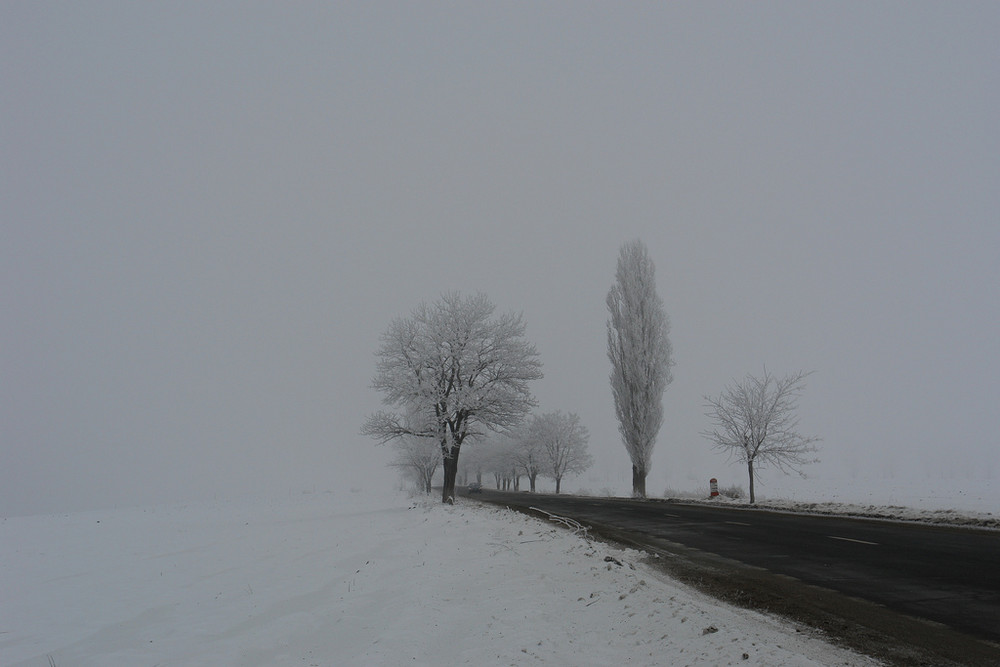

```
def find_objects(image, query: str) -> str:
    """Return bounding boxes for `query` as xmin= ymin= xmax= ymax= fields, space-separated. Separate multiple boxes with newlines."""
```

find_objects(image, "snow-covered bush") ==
xmin=720 ymin=484 xmax=745 ymax=500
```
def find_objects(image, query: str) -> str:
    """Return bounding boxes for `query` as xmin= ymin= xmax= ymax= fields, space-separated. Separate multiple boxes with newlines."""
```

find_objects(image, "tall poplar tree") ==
xmin=606 ymin=240 xmax=673 ymax=498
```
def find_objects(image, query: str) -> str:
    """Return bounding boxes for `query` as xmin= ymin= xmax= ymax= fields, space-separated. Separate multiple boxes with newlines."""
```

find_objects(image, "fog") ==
xmin=3 ymin=3 xmax=998 ymax=516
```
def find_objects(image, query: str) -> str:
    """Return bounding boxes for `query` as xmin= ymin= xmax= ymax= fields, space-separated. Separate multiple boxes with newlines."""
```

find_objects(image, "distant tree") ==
xmin=390 ymin=435 xmax=440 ymax=494
xmin=362 ymin=292 xmax=543 ymax=503
xmin=458 ymin=441 xmax=488 ymax=486
xmin=703 ymin=369 xmax=820 ymax=504
xmin=606 ymin=240 xmax=673 ymax=498
xmin=532 ymin=411 xmax=593 ymax=494
xmin=510 ymin=426 xmax=545 ymax=493
xmin=478 ymin=433 xmax=521 ymax=490
xmin=386 ymin=404 xmax=440 ymax=494
xmin=477 ymin=434 xmax=509 ymax=489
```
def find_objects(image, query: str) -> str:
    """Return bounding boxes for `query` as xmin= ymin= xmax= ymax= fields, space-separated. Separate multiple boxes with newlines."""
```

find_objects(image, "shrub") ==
xmin=720 ymin=484 xmax=745 ymax=500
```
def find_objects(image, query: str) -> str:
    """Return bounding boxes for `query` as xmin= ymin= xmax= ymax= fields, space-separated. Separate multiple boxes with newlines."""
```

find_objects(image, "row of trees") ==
xmin=364 ymin=241 xmax=819 ymax=505
xmin=390 ymin=410 xmax=593 ymax=495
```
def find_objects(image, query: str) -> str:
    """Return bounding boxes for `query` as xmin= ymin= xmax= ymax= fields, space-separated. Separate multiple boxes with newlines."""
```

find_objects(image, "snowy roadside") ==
xmin=0 ymin=491 xmax=878 ymax=666
xmin=663 ymin=495 xmax=1000 ymax=530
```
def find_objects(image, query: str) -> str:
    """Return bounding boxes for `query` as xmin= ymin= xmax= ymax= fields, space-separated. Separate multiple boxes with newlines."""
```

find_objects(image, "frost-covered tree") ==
xmin=476 ymin=433 xmax=508 ymax=490
xmin=385 ymin=404 xmax=440 ymax=494
xmin=505 ymin=426 xmax=542 ymax=493
xmin=532 ymin=411 xmax=593 ymax=494
xmin=484 ymin=434 xmax=521 ymax=491
xmin=362 ymin=292 xmax=543 ymax=503
xmin=606 ymin=240 xmax=673 ymax=498
xmin=390 ymin=435 xmax=440 ymax=494
xmin=458 ymin=441 xmax=488 ymax=486
xmin=703 ymin=369 xmax=820 ymax=504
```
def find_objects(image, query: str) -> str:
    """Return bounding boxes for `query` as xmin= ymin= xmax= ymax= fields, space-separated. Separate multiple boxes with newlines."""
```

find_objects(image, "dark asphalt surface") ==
xmin=466 ymin=489 xmax=1000 ymax=665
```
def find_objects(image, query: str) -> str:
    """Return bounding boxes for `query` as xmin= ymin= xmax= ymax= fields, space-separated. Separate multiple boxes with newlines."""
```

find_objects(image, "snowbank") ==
xmin=1 ymin=491 xmax=876 ymax=666
xmin=669 ymin=494 xmax=999 ymax=529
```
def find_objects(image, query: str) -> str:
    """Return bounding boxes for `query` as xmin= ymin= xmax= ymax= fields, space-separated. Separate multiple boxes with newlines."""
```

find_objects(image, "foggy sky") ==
xmin=3 ymin=2 xmax=998 ymax=515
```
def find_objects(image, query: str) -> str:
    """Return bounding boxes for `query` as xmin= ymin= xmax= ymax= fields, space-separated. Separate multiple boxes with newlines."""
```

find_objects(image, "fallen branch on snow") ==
xmin=529 ymin=507 xmax=592 ymax=540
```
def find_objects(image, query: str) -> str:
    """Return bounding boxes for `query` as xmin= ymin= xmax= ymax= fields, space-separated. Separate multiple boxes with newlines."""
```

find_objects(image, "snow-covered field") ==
xmin=685 ymin=495 xmax=1000 ymax=530
xmin=659 ymin=475 xmax=999 ymax=529
xmin=749 ymin=474 xmax=998 ymax=516
xmin=1 ymin=490 xmax=878 ymax=666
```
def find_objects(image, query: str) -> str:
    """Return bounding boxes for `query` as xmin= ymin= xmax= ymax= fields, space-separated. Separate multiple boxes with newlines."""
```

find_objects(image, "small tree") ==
xmin=362 ymin=292 xmax=542 ymax=503
xmin=607 ymin=240 xmax=673 ymax=497
xmin=533 ymin=411 xmax=593 ymax=494
xmin=703 ymin=369 xmax=820 ymax=504
xmin=510 ymin=426 xmax=545 ymax=493
xmin=480 ymin=434 xmax=513 ymax=490
xmin=461 ymin=446 xmax=485 ymax=486
xmin=480 ymin=433 xmax=523 ymax=491
xmin=390 ymin=435 xmax=440 ymax=494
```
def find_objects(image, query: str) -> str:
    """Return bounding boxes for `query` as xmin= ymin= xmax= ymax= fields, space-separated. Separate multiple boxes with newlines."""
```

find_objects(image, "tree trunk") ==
xmin=632 ymin=465 xmax=646 ymax=498
xmin=747 ymin=460 xmax=755 ymax=505
xmin=425 ymin=475 xmax=432 ymax=494
xmin=529 ymin=473 xmax=536 ymax=493
xmin=555 ymin=477 xmax=561 ymax=494
xmin=442 ymin=452 xmax=459 ymax=504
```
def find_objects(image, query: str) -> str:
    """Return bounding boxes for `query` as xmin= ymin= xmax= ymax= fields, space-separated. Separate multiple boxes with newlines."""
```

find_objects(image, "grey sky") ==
xmin=3 ymin=2 xmax=998 ymax=515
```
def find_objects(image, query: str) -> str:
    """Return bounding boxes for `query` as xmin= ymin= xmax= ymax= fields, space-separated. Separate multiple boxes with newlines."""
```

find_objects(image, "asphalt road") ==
xmin=466 ymin=489 xmax=1000 ymax=666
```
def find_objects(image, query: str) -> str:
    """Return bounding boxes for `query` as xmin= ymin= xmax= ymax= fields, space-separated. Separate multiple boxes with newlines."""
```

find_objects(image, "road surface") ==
xmin=466 ymin=489 xmax=1000 ymax=666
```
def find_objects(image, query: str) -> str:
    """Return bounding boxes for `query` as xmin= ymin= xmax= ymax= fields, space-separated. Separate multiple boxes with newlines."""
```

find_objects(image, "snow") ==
xmin=1 ymin=491 xmax=878 ymax=666
xmin=685 ymin=495 xmax=1000 ymax=529
xmin=747 ymin=473 xmax=1000 ymax=516
xmin=661 ymin=475 xmax=999 ymax=530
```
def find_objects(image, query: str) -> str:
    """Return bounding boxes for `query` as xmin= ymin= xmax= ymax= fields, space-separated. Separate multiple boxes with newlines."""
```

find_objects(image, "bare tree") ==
xmin=510 ymin=426 xmax=545 ymax=493
xmin=702 ymin=369 xmax=820 ymax=504
xmin=385 ymin=403 xmax=441 ymax=494
xmin=532 ymin=411 xmax=593 ymax=494
xmin=476 ymin=433 xmax=516 ymax=491
xmin=458 ymin=440 xmax=488 ymax=486
xmin=362 ymin=292 xmax=543 ymax=503
xmin=607 ymin=240 xmax=673 ymax=497
xmin=486 ymin=435 xmax=523 ymax=491
xmin=390 ymin=435 xmax=440 ymax=494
